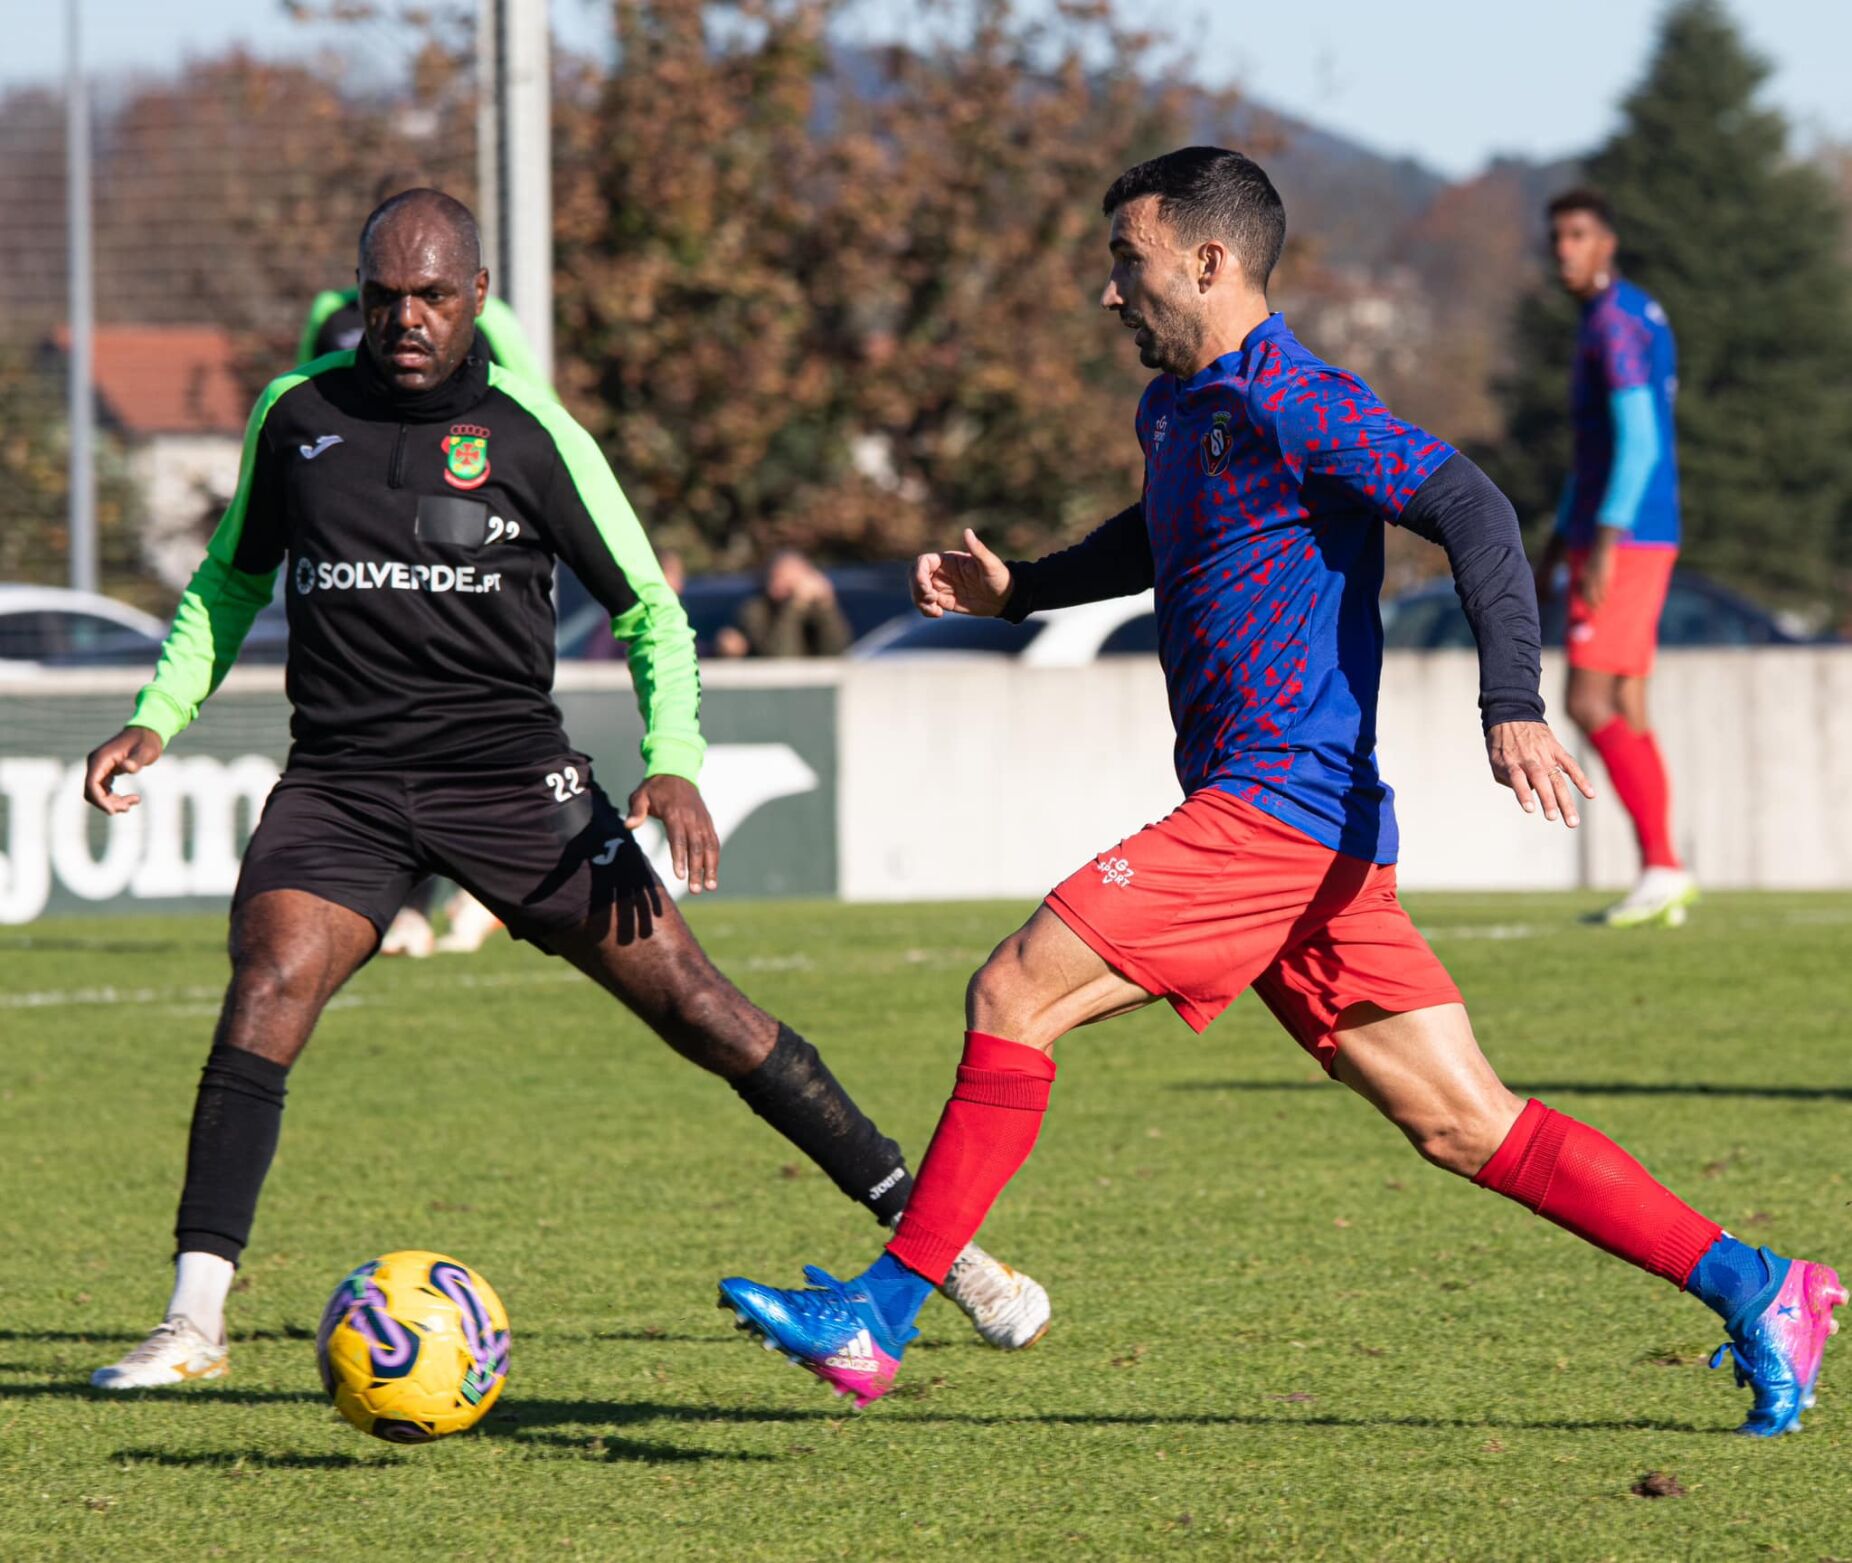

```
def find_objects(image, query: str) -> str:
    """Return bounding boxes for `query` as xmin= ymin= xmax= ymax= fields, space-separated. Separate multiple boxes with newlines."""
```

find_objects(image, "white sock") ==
xmin=167 ymin=1252 xmax=235 ymax=1342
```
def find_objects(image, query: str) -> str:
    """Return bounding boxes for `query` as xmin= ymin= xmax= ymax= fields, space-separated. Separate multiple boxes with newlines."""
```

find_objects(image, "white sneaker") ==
xmin=381 ymin=906 xmax=436 ymax=958
xmin=940 ymin=1241 xmax=1051 ymax=1350
xmin=1602 ymin=867 xmax=1699 ymax=928
xmin=90 ymin=1315 xmax=228 ymax=1390
xmin=434 ymin=890 xmax=503 ymax=954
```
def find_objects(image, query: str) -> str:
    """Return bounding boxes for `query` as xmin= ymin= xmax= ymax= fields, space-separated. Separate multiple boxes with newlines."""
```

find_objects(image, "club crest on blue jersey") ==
xmin=1200 ymin=410 xmax=1233 ymax=477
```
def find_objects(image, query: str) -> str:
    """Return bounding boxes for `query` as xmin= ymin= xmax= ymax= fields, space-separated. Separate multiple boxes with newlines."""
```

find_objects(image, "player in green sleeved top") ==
xmin=304 ymin=277 xmax=550 ymax=952
xmin=299 ymin=285 xmax=550 ymax=391
xmin=302 ymin=230 xmax=558 ymax=954
xmin=79 ymin=188 xmax=1050 ymax=1391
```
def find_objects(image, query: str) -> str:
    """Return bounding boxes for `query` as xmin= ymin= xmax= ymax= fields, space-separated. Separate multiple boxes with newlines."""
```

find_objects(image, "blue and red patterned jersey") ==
xmin=1137 ymin=313 xmax=1454 ymax=864
xmin=1564 ymin=278 xmax=1680 ymax=548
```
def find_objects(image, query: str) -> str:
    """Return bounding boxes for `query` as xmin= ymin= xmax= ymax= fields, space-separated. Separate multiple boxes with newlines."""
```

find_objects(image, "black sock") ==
xmin=731 ymin=1025 xmax=913 ymax=1225
xmin=173 ymin=1046 xmax=290 ymax=1265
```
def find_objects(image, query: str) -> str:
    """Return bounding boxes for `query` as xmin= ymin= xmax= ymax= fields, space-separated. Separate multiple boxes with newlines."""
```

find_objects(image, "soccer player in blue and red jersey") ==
xmin=1534 ymin=188 xmax=1695 ymax=927
xmin=717 ymin=149 xmax=1842 ymax=1435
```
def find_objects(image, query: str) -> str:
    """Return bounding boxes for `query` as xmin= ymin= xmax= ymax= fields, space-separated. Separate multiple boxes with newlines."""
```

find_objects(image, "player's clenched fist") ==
xmin=912 ymin=529 xmax=1013 ymax=619
xmin=83 ymin=726 xmax=165 ymax=815
xmin=1486 ymin=720 xmax=1594 ymax=828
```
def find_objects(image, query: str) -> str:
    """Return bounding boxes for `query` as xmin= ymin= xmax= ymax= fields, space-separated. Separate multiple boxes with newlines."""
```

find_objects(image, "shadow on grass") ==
xmin=0 ymin=1326 xmax=315 ymax=1344
xmin=112 ymin=1448 xmax=390 ymax=1471
xmin=552 ymin=1328 xmax=958 ymax=1353
xmin=0 ymin=934 xmax=220 ymax=955
xmin=1170 ymin=1080 xmax=1852 ymax=1102
xmin=118 ymin=1434 xmax=768 ymax=1467
xmin=486 ymin=1396 xmax=1718 ymax=1439
xmin=13 ymin=1380 xmax=1723 ymax=1448
xmin=0 ymin=1382 xmax=323 ymax=1406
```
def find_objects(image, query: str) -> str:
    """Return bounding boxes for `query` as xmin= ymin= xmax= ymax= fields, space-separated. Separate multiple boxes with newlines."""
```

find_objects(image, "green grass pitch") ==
xmin=2 ymin=894 xmax=1849 ymax=1560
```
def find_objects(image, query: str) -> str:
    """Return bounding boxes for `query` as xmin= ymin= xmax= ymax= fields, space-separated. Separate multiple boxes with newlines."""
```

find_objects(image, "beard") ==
xmin=1123 ymin=307 xmax=1200 ymax=376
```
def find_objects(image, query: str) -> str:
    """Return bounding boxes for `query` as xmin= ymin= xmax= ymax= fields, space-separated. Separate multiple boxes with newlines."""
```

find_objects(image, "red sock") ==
xmin=1588 ymin=717 xmax=1680 ymax=869
xmin=885 ymin=1033 xmax=1056 ymax=1285
xmin=1474 ymin=1099 xmax=1720 ymax=1286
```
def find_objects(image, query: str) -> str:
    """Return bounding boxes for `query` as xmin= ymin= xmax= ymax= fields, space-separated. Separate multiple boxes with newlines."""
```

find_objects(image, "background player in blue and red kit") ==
xmin=1535 ymin=188 xmax=1695 ymax=927
xmin=717 ymin=148 xmax=1843 ymax=1436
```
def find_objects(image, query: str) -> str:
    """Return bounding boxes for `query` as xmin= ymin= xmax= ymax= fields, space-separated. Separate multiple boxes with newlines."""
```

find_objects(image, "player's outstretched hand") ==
xmin=912 ymin=529 xmax=1012 ymax=618
xmin=626 ymin=775 xmax=721 ymax=894
xmin=83 ymin=726 xmax=165 ymax=815
xmin=1486 ymin=721 xmax=1594 ymax=828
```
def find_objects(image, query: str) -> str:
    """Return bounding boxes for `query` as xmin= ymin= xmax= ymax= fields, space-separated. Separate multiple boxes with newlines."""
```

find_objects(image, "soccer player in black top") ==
xmin=82 ymin=191 xmax=1049 ymax=1388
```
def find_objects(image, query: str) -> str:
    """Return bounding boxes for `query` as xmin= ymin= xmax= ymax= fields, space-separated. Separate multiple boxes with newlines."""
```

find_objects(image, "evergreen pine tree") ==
xmin=1492 ymin=0 xmax=1852 ymax=615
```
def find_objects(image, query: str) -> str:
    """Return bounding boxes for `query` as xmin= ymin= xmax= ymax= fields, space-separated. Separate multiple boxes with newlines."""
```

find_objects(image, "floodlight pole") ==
xmin=475 ymin=0 xmax=501 ymax=299
xmin=477 ymin=0 xmax=553 ymax=383
xmin=66 ymin=0 xmax=97 ymax=594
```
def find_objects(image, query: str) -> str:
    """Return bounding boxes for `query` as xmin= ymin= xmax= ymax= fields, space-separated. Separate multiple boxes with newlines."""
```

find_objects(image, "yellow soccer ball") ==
xmin=315 ymin=1250 xmax=511 ymax=1443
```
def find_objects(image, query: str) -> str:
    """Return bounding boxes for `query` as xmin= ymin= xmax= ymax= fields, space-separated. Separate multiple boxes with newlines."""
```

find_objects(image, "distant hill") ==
xmin=1224 ymin=101 xmax=1450 ymax=270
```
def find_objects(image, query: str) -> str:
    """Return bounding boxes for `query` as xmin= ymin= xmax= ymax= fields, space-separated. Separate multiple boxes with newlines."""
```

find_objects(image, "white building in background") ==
xmin=48 ymin=323 xmax=246 ymax=589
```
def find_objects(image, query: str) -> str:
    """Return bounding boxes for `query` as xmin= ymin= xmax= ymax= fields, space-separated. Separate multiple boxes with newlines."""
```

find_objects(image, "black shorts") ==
xmin=233 ymin=752 xmax=657 ymax=949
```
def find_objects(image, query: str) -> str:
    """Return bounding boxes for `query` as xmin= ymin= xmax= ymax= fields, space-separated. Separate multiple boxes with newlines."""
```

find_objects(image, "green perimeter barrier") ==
xmin=0 ymin=674 xmax=836 ymax=922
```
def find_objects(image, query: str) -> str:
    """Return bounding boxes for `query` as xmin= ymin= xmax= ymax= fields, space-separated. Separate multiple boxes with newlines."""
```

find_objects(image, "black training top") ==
xmin=132 ymin=348 xmax=704 ymax=779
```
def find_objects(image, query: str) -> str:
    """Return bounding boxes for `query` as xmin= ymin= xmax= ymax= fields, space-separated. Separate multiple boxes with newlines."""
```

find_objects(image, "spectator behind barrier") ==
xmin=716 ymin=549 xmax=852 ymax=659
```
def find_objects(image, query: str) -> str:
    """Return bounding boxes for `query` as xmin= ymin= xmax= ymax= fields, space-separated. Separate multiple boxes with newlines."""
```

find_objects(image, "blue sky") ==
xmin=11 ymin=0 xmax=1851 ymax=179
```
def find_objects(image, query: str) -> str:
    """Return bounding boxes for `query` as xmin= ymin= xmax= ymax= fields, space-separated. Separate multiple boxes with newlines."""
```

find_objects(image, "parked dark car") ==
xmin=851 ymin=591 xmax=1161 ymax=663
xmin=0 ymin=586 xmax=167 ymax=671
xmin=199 ymin=563 xmax=915 ymax=669
xmin=227 ymin=563 xmax=1820 ymax=674
xmin=1381 ymin=568 xmax=1820 ymax=651
xmin=845 ymin=566 xmax=1821 ymax=662
xmin=555 ymin=561 xmax=914 ymax=659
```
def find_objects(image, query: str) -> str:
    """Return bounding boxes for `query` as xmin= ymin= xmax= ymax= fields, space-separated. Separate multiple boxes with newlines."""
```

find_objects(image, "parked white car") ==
xmin=0 ymin=585 xmax=168 ymax=673
xmin=850 ymin=590 xmax=1158 ymax=666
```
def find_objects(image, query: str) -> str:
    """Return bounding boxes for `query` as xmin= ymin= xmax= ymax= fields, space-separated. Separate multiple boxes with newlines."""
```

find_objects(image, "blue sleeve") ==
xmin=1254 ymin=360 xmax=1454 ymax=521
xmin=1552 ymin=473 xmax=1577 ymax=538
xmin=1591 ymin=303 xmax=1652 ymax=391
xmin=1596 ymin=386 xmax=1660 ymax=533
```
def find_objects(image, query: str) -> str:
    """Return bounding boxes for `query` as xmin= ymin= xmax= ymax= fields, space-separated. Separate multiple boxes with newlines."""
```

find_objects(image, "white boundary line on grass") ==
xmin=1419 ymin=924 xmax=1548 ymax=941
xmin=0 ymin=968 xmax=586 ymax=1011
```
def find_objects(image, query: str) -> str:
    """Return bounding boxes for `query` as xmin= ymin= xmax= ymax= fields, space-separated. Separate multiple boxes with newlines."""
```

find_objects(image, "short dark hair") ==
xmin=358 ymin=187 xmax=483 ymax=273
xmin=1103 ymin=146 xmax=1285 ymax=288
xmin=1546 ymin=187 xmax=1616 ymax=231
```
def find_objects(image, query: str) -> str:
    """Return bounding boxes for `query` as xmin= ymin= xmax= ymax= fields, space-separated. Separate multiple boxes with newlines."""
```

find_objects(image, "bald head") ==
xmin=356 ymin=187 xmax=488 ymax=395
xmin=360 ymin=187 xmax=482 ymax=275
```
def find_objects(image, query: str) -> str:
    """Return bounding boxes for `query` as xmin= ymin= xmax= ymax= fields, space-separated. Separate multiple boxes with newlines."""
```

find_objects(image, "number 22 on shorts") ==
xmin=545 ymin=767 xmax=585 ymax=805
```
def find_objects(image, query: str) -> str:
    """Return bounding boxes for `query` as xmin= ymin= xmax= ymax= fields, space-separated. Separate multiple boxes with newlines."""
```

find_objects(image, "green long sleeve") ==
xmin=297 ymin=289 xmax=351 ymax=367
xmin=475 ymin=295 xmax=554 ymax=396
xmin=490 ymin=365 xmax=705 ymax=782
xmin=130 ymin=363 xmax=325 ymax=742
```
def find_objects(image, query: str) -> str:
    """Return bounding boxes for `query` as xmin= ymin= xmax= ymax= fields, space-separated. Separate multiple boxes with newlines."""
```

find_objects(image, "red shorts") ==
xmin=1046 ymin=790 xmax=1461 ymax=1073
xmin=1567 ymin=545 xmax=1675 ymax=676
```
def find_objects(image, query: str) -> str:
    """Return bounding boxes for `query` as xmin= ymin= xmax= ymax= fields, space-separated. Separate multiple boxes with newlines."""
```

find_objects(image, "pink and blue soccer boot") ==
xmin=717 ymin=1266 xmax=914 ymax=1408
xmin=1709 ymin=1251 xmax=1848 ymax=1436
